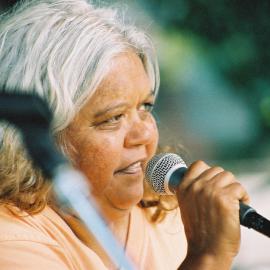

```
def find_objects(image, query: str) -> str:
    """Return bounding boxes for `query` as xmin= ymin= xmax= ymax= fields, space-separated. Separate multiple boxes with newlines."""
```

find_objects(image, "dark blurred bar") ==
xmin=0 ymin=0 xmax=18 ymax=11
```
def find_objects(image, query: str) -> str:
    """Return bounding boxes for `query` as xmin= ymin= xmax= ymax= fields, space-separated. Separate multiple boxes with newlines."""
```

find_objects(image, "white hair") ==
xmin=0 ymin=0 xmax=160 ymax=213
xmin=0 ymin=0 xmax=159 ymax=132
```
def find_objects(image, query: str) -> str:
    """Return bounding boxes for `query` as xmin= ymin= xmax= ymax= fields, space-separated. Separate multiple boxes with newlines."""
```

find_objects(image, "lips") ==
xmin=116 ymin=161 xmax=143 ymax=174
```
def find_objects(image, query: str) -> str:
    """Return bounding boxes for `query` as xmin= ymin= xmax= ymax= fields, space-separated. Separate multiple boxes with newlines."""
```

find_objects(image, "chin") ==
xmin=113 ymin=189 xmax=143 ymax=210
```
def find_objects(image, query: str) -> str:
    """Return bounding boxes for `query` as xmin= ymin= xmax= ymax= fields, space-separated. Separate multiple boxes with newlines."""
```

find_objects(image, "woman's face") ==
xmin=67 ymin=52 xmax=159 ymax=214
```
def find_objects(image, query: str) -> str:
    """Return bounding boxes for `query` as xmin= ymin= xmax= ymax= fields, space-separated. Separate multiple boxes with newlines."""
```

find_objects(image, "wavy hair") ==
xmin=0 ymin=0 xmax=176 ymax=222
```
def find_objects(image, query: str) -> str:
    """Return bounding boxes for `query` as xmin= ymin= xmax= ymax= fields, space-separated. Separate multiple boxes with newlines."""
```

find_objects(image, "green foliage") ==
xmin=137 ymin=0 xmax=270 ymax=158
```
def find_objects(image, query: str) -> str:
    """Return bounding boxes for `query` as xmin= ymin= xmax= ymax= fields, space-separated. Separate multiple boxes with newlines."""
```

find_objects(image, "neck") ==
xmin=90 ymin=195 xmax=133 ymax=252
xmin=55 ymin=203 xmax=132 ymax=270
xmin=91 ymin=192 xmax=133 ymax=222
xmin=95 ymin=198 xmax=132 ymax=243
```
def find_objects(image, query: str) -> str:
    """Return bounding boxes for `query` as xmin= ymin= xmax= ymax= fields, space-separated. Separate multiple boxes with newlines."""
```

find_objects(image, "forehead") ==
xmin=89 ymin=52 xmax=152 ymax=106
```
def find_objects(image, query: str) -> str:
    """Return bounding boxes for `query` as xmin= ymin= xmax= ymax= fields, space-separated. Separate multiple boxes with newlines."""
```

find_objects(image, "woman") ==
xmin=0 ymin=0 xmax=249 ymax=269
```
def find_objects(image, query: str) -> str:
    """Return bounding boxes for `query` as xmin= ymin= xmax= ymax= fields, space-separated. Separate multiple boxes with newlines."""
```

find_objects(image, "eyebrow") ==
xmin=94 ymin=102 xmax=128 ymax=118
xmin=93 ymin=91 xmax=155 ymax=118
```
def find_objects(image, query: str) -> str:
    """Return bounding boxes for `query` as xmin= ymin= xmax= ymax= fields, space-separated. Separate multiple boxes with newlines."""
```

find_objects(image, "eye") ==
xmin=139 ymin=102 xmax=154 ymax=112
xmin=100 ymin=114 xmax=124 ymax=125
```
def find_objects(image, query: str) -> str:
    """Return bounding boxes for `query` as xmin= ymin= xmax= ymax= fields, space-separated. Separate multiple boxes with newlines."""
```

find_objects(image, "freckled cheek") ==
xmin=76 ymin=140 xmax=122 ymax=193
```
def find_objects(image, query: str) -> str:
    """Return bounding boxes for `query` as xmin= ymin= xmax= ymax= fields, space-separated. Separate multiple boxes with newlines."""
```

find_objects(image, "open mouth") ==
xmin=116 ymin=161 xmax=143 ymax=174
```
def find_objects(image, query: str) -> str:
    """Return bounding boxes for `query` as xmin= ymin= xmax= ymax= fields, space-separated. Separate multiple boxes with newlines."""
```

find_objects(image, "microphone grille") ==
xmin=145 ymin=153 xmax=185 ymax=194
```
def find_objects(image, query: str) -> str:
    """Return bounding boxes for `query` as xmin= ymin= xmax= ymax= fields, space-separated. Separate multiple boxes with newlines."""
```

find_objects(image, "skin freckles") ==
xmin=66 ymin=52 xmax=159 ymax=220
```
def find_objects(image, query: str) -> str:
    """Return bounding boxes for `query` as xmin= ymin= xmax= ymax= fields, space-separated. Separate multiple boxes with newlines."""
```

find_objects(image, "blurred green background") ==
xmin=130 ymin=0 xmax=270 ymax=165
xmin=113 ymin=2 xmax=270 ymax=269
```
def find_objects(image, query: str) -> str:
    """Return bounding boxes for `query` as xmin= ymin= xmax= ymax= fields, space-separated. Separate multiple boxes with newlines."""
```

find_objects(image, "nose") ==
xmin=124 ymin=114 xmax=155 ymax=148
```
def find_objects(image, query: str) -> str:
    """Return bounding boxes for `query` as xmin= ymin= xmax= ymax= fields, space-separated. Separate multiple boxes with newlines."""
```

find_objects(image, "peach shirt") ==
xmin=0 ymin=204 xmax=187 ymax=270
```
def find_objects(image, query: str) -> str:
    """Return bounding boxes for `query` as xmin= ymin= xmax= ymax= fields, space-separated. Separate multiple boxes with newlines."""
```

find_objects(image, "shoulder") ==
xmin=0 ymin=204 xmax=63 ymax=245
xmin=0 ymin=204 xmax=73 ymax=269
xmin=0 ymin=204 xmax=108 ymax=270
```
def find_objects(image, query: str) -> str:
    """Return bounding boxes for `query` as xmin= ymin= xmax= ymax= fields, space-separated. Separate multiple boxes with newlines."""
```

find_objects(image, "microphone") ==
xmin=145 ymin=153 xmax=270 ymax=238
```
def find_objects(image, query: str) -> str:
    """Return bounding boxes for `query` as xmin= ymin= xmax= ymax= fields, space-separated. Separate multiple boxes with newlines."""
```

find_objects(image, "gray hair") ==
xmin=0 ymin=0 xmax=160 ymax=212
xmin=0 ymin=0 xmax=159 ymax=132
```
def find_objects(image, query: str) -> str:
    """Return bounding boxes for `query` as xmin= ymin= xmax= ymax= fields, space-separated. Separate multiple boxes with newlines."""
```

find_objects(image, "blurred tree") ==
xmin=137 ymin=0 xmax=270 ymax=158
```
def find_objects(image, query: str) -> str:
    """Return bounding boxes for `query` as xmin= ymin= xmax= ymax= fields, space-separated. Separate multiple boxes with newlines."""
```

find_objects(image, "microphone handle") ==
xmin=169 ymin=168 xmax=270 ymax=238
xmin=240 ymin=202 xmax=270 ymax=237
